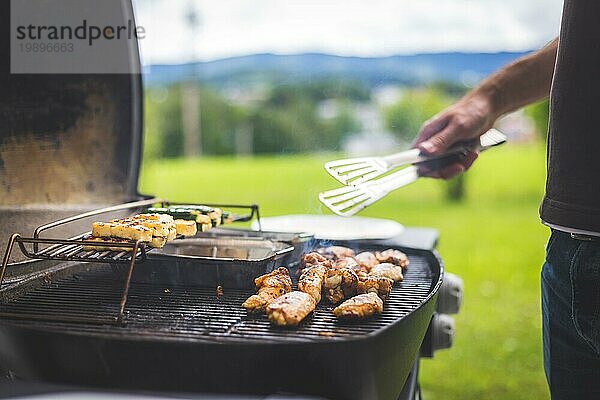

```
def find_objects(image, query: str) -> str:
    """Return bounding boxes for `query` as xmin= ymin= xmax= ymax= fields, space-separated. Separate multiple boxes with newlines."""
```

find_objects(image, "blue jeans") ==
xmin=542 ymin=230 xmax=600 ymax=399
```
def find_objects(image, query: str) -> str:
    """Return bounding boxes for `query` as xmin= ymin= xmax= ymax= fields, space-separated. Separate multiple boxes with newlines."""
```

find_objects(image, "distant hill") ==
xmin=143 ymin=51 xmax=530 ymax=87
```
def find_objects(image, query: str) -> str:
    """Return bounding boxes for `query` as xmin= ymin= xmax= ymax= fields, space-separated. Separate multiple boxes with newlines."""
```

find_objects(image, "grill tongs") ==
xmin=319 ymin=129 xmax=507 ymax=216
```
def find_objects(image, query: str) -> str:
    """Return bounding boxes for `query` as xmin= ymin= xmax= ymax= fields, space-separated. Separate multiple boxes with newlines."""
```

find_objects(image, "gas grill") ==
xmin=0 ymin=1 xmax=461 ymax=399
xmin=0 ymin=237 xmax=441 ymax=399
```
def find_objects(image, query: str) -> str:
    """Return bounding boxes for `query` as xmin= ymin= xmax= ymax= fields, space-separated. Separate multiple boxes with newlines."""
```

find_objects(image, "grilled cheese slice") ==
xmin=135 ymin=213 xmax=175 ymax=224
xmin=82 ymin=236 xmax=134 ymax=252
xmin=123 ymin=217 xmax=172 ymax=237
xmin=175 ymin=219 xmax=197 ymax=236
xmin=110 ymin=222 xmax=153 ymax=242
xmin=150 ymin=235 xmax=167 ymax=248
xmin=91 ymin=222 xmax=116 ymax=238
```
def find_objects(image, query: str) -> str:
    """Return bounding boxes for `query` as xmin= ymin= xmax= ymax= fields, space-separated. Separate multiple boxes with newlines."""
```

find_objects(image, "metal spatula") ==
xmin=324 ymin=128 xmax=507 ymax=186
xmin=319 ymin=129 xmax=507 ymax=216
xmin=319 ymin=166 xmax=419 ymax=217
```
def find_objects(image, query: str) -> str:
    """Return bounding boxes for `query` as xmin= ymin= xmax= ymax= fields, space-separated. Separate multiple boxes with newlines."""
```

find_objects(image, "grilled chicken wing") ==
xmin=369 ymin=262 xmax=404 ymax=282
xmin=323 ymin=267 xmax=359 ymax=304
xmin=242 ymin=267 xmax=293 ymax=312
xmin=332 ymin=292 xmax=383 ymax=319
xmin=300 ymin=252 xmax=330 ymax=268
xmin=266 ymin=291 xmax=316 ymax=326
xmin=317 ymin=246 xmax=355 ymax=260
xmin=298 ymin=264 xmax=328 ymax=303
xmin=375 ymin=249 xmax=409 ymax=269
xmin=354 ymin=251 xmax=380 ymax=271
xmin=333 ymin=256 xmax=369 ymax=277
xmin=357 ymin=276 xmax=393 ymax=301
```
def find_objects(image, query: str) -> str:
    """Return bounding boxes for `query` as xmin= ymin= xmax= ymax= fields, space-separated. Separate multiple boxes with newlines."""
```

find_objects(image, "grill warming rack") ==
xmin=0 ymin=198 xmax=261 ymax=325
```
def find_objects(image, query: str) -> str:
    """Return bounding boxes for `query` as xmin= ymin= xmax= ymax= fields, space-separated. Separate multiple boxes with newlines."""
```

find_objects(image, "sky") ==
xmin=133 ymin=0 xmax=563 ymax=65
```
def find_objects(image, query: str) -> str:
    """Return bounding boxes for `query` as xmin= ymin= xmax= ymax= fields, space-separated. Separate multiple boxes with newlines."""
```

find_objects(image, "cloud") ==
xmin=133 ymin=0 xmax=563 ymax=64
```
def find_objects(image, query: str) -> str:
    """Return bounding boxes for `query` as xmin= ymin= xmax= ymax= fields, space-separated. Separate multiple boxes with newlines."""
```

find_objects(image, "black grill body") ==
xmin=0 ymin=242 xmax=442 ymax=400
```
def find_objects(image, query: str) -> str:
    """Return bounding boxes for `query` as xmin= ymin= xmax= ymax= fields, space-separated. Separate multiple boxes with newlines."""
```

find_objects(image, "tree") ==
xmin=383 ymin=88 xmax=453 ymax=143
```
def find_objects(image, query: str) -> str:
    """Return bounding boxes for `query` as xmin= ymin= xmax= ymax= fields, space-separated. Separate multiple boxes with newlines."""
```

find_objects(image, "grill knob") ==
xmin=437 ymin=272 xmax=463 ymax=314
xmin=431 ymin=313 xmax=455 ymax=352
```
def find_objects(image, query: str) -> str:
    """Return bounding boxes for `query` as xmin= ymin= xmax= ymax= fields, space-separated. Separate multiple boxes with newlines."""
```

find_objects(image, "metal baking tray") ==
xmin=197 ymin=228 xmax=314 ymax=267
xmin=132 ymin=237 xmax=294 ymax=289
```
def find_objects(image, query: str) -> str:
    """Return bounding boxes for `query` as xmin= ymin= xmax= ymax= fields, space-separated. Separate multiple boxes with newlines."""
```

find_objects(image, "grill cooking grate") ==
xmin=0 ymin=253 xmax=433 ymax=342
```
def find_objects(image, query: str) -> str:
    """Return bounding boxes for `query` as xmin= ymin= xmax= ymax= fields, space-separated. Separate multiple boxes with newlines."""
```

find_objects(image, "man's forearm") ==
xmin=467 ymin=38 xmax=558 ymax=118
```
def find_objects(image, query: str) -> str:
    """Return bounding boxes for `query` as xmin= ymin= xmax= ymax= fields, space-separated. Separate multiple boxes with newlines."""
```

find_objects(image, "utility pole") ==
xmin=181 ymin=1 xmax=202 ymax=158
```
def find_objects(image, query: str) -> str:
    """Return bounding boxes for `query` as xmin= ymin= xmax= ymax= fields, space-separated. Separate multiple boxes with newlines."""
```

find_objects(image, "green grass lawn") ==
xmin=140 ymin=142 xmax=550 ymax=399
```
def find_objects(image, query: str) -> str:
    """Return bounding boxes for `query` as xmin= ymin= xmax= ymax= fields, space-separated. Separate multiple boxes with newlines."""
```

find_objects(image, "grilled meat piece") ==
xmin=242 ymin=267 xmax=293 ymax=313
xmin=375 ymin=249 xmax=409 ymax=269
xmin=300 ymin=252 xmax=331 ymax=268
xmin=317 ymin=246 xmax=355 ymax=260
xmin=332 ymin=292 xmax=383 ymax=319
xmin=354 ymin=251 xmax=380 ymax=271
xmin=369 ymin=262 xmax=404 ymax=282
xmin=333 ymin=257 xmax=369 ymax=276
xmin=357 ymin=276 xmax=393 ymax=301
xmin=323 ymin=267 xmax=359 ymax=304
xmin=266 ymin=291 xmax=316 ymax=326
xmin=298 ymin=264 xmax=328 ymax=303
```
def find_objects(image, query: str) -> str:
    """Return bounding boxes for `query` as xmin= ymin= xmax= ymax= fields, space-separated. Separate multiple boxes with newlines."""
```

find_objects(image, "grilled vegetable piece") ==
xmin=175 ymin=219 xmax=197 ymax=236
xmin=243 ymin=267 xmax=293 ymax=313
xmin=175 ymin=205 xmax=223 ymax=226
xmin=317 ymin=246 xmax=355 ymax=259
xmin=221 ymin=211 xmax=234 ymax=224
xmin=375 ymin=249 xmax=409 ymax=269
xmin=199 ymin=223 xmax=212 ymax=232
xmin=298 ymin=264 xmax=328 ymax=303
xmin=266 ymin=291 xmax=316 ymax=326
xmin=82 ymin=235 xmax=134 ymax=252
xmin=354 ymin=251 xmax=380 ymax=271
xmin=369 ymin=263 xmax=404 ymax=282
xmin=357 ymin=276 xmax=393 ymax=301
xmin=323 ymin=267 xmax=359 ymax=304
xmin=146 ymin=206 xmax=224 ymax=227
xmin=332 ymin=292 xmax=383 ymax=319
xmin=146 ymin=207 xmax=207 ymax=223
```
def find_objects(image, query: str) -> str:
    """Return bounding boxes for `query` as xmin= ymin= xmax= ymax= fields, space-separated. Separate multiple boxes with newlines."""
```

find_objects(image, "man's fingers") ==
xmin=418 ymin=151 xmax=479 ymax=180
xmin=438 ymin=164 xmax=465 ymax=179
xmin=417 ymin=124 xmax=458 ymax=155
xmin=461 ymin=150 xmax=479 ymax=170
xmin=413 ymin=115 xmax=450 ymax=146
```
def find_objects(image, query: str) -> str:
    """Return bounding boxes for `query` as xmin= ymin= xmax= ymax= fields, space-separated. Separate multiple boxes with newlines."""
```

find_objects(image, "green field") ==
xmin=140 ymin=142 xmax=550 ymax=399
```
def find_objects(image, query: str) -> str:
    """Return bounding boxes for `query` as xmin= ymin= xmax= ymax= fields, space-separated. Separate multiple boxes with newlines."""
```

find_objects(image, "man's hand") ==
xmin=413 ymin=94 xmax=496 ymax=179
xmin=411 ymin=37 xmax=558 ymax=180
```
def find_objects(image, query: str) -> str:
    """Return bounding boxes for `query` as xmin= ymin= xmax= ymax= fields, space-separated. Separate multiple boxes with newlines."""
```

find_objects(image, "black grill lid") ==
xmin=0 ymin=0 xmax=143 ymax=206
xmin=0 ymin=0 xmax=144 ymax=260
